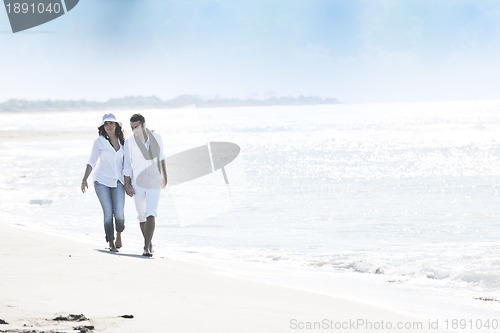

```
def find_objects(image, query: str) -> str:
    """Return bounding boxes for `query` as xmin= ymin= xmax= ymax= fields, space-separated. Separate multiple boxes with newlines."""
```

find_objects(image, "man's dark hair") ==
xmin=130 ymin=113 xmax=145 ymax=124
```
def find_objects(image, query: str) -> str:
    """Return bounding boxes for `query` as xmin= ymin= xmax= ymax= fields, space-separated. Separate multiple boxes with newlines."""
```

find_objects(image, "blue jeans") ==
xmin=94 ymin=181 xmax=125 ymax=242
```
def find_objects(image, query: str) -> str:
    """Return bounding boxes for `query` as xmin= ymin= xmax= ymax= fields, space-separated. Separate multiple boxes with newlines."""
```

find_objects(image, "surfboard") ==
xmin=166 ymin=142 xmax=240 ymax=186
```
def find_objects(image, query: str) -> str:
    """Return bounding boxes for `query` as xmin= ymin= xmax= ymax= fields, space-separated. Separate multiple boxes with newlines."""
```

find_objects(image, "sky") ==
xmin=1 ymin=0 xmax=500 ymax=103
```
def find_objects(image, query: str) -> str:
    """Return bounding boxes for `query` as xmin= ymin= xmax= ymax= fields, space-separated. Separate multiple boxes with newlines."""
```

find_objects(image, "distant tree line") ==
xmin=0 ymin=95 xmax=341 ymax=112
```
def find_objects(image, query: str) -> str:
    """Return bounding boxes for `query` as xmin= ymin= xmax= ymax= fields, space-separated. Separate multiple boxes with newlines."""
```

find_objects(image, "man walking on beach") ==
xmin=123 ymin=114 xmax=167 ymax=257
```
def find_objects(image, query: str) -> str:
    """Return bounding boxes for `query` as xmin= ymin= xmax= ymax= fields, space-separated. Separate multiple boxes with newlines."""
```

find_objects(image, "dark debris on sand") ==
xmin=475 ymin=297 xmax=500 ymax=303
xmin=0 ymin=329 xmax=66 ymax=333
xmin=0 ymin=314 xmax=96 ymax=333
xmin=0 ymin=324 xmax=94 ymax=333
xmin=73 ymin=325 xmax=95 ymax=333
xmin=53 ymin=314 xmax=94 ymax=333
xmin=0 ymin=326 xmax=94 ymax=333
xmin=120 ymin=315 xmax=134 ymax=319
xmin=52 ymin=314 xmax=88 ymax=322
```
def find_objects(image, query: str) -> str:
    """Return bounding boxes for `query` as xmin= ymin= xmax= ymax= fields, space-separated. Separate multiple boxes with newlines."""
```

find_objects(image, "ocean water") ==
xmin=2 ymin=101 xmax=500 ymax=320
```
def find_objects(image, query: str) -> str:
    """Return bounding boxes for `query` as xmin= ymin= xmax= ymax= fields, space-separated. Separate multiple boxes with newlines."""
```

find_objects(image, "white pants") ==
xmin=132 ymin=184 xmax=161 ymax=222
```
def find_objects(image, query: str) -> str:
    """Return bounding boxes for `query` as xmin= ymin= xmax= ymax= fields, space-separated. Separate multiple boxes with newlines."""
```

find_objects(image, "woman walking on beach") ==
xmin=81 ymin=113 xmax=126 ymax=252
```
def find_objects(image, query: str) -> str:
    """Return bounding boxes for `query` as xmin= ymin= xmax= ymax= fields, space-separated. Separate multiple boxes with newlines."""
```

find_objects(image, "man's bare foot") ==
xmin=142 ymin=246 xmax=152 ymax=257
xmin=115 ymin=233 xmax=122 ymax=249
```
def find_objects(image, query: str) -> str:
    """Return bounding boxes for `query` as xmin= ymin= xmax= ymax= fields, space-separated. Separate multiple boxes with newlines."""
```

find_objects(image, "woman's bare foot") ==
xmin=109 ymin=241 xmax=118 ymax=252
xmin=115 ymin=233 xmax=122 ymax=249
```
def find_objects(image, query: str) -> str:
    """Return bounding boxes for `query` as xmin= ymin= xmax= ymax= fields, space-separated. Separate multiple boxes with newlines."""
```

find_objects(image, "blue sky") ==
xmin=1 ymin=0 xmax=499 ymax=103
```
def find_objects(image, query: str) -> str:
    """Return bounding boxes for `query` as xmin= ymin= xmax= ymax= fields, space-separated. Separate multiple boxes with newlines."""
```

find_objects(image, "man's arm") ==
xmin=160 ymin=159 xmax=167 ymax=188
xmin=155 ymin=132 xmax=167 ymax=188
xmin=123 ymin=140 xmax=135 ymax=197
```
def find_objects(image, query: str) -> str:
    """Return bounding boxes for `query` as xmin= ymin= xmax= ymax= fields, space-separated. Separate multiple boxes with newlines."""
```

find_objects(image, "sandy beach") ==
xmin=0 ymin=221 xmax=439 ymax=333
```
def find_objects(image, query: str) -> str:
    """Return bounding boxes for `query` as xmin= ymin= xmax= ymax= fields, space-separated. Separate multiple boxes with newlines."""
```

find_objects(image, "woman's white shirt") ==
xmin=87 ymin=136 xmax=124 ymax=187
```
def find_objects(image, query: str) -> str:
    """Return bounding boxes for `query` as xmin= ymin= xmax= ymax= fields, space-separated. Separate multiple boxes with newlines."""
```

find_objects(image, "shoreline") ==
xmin=0 ymin=221 xmax=441 ymax=333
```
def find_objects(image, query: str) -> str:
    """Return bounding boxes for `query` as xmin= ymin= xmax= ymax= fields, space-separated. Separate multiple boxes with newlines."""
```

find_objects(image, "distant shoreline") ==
xmin=0 ymin=95 xmax=341 ymax=112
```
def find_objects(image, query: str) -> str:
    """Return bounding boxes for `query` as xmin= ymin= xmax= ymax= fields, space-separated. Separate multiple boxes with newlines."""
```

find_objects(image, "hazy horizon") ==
xmin=1 ymin=0 xmax=500 ymax=104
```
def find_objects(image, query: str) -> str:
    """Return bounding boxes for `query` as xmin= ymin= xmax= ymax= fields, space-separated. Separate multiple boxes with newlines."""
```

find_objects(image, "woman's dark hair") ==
xmin=98 ymin=122 xmax=125 ymax=145
xmin=130 ymin=113 xmax=145 ymax=124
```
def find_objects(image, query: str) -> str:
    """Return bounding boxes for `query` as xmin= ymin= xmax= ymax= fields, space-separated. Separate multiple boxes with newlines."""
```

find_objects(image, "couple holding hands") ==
xmin=81 ymin=113 xmax=167 ymax=257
